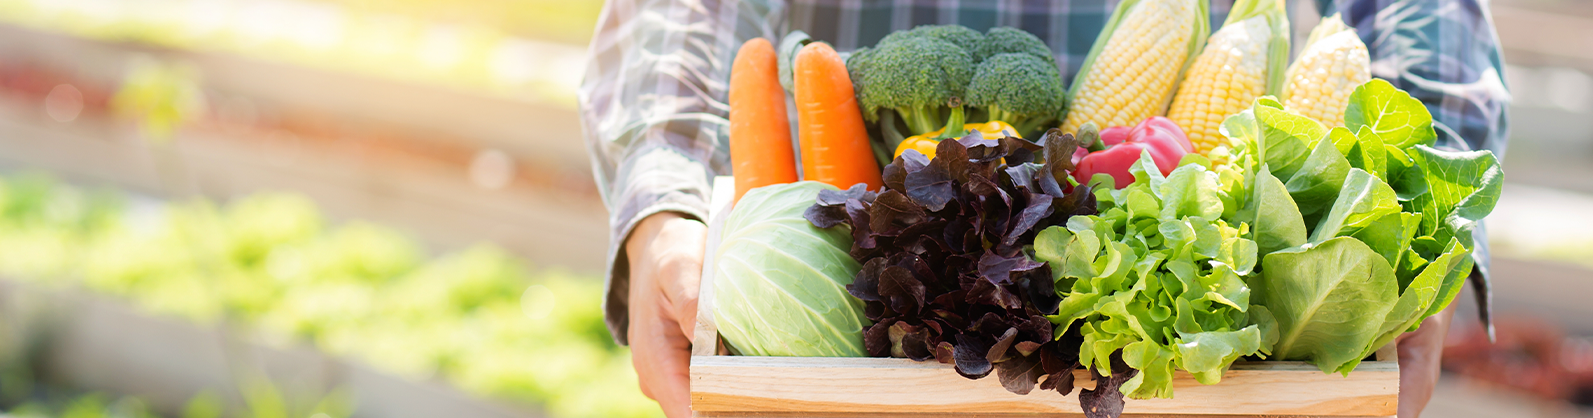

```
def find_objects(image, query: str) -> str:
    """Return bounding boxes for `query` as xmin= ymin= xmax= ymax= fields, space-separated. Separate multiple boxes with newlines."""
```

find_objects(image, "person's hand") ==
xmin=1395 ymin=304 xmax=1457 ymax=418
xmin=625 ymin=212 xmax=707 ymax=418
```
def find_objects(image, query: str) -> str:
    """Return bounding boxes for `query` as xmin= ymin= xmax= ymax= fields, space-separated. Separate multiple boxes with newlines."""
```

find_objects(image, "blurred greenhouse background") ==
xmin=0 ymin=0 xmax=1587 ymax=417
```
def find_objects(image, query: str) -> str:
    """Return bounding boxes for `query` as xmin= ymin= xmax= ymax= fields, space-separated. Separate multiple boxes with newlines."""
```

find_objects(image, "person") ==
xmin=578 ymin=1 xmax=1509 ymax=417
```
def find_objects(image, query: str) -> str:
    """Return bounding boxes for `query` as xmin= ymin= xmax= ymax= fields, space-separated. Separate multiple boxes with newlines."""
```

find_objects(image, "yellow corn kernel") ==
xmin=1168 ymin=15 xmax=1272 ymax=154
xmin=1061 ymin=0 xmax=1200 ymax=133
xmin=1282 ymin=30 xmax=1370 ymax=128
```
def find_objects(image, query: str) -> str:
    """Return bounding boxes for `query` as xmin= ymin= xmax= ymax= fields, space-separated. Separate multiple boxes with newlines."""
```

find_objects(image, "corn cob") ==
xmin=1060 ymin=0 xmax=1209 ymax=134
xmin=1281 ymin=14 xmax=1370 ymax=128
xmin=1166 ymin=0 xmax=1288 ymax=154
xmin=1299 ymin=12 xmax=1351 ymax=52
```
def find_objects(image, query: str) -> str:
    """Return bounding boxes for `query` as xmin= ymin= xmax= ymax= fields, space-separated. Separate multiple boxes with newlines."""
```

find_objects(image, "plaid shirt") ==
xmin=579 ymin=0 xmax=1510 ymax=344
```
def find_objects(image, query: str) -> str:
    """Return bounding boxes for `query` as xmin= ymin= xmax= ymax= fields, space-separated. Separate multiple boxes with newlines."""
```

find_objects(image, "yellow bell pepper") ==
xmin=893 ymin=111 xmax=1020 ymax=160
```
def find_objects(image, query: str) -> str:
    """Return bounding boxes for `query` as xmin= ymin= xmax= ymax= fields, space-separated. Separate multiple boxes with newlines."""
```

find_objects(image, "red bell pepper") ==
xmin=1073 ymin=116 xmax=1194 ymax=189
xmin=1099 ymin=125 xmax=1131 ymax=147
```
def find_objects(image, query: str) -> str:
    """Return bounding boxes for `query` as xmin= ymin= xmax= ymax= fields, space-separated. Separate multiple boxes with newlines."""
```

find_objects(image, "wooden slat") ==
xmin=691 ymin=177 xmax=736 ymax=356
xmin=691 ymin=357 xmax=1397 ymax=416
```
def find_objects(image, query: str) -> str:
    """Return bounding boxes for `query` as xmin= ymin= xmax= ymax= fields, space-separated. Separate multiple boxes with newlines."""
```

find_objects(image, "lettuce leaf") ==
xmin=1259 ymin=237 xmax=1398 ymax=374
xmin=1244 ymin=165 xmax=1307 ymax=255
xmin=1344 ymin=79 xmax=1437 ymax=148
xmin=1209 ymin=78 xmax=1505 ymax=377
xmin=1309 ymin=169 xmax=1400 ymax=243
xmin=1283 ymin=134 xmax=1352 ymax=217
xmin=1357 ymin=237 xmax=1468 ymax=365
xmin=1039 ymin=154 xmax=1262 ymax=400
xmin=1347 ymin=126 xmax=1389 ymax=180
xmin=1409 ymin=145 xmax=1504 ymax=251
xmin=1220 ymin=97 xmax=1328 ymax=182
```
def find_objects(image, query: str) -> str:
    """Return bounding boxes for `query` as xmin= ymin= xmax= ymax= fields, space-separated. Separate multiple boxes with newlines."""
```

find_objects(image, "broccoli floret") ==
xmin=878 ymin=24 xmax=985 ymax=54
xmin=851 ymin=36 xmax=975 ymax=135
xmin=976 ymin=27 xmax=1052 ymax=62
xmin=845 ymin=46 xmax=876 ymax=120
xmin=966 ymin=52 xmax=1065 ymax=137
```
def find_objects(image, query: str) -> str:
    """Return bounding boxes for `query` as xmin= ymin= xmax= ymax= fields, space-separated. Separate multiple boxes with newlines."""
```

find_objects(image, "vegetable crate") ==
xmin=690 ymin=177 xmax=1399 ymax=417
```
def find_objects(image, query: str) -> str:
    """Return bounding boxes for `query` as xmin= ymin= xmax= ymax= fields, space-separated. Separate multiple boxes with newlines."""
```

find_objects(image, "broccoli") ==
xmin=976 ymin=27 xmax=1052 ymax=62
xmin=878 ymin=24 xmax=985 ymax=54
xmin=845 ymin=45 xmax=873 ymax=98
xmin=848 ymin=36 xmax=975 ymax=135
xmin=965 ymin=52 xmax=1066 ymax=137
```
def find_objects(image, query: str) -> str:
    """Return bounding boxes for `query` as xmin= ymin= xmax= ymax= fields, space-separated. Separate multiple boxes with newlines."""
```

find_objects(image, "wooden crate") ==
xmin=689 ymin=177 xmax=1399 ymax=417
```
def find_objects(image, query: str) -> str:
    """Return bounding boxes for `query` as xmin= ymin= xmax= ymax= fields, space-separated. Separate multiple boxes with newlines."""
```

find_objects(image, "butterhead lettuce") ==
xmin=1220 ymin=79 xmax=1501 ymax=374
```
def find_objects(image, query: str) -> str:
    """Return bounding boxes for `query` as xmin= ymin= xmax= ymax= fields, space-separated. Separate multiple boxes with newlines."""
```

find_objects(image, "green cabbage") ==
xmin=713 ymin=182 xmax=869 ymax=357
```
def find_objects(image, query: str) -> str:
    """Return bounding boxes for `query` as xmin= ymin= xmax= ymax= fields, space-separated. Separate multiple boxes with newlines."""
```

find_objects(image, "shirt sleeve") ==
xmin=579 ymin=0 xmax=785 ymax=345
xmin=1336 ymin=0 xmax=1510 ymax=326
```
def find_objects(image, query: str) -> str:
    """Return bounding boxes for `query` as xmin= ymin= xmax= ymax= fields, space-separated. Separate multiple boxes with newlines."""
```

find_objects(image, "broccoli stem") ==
xmin=898 ymin=105 xmax=944 ymax=136
xmin=986 ymin=106 xmax=1015 ymax=126
xmin=987 ymin=107 xmax=1027 ymax=134
xmin=1013 ymin=118 xmax=1052 ymax=138
xmin=985 ymin=105 xmax=1056 ymax=139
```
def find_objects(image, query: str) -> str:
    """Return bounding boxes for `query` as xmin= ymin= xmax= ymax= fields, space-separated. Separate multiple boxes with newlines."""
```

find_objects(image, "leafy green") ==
xmin=1283 ymin=135 xmax=1351 ymax=217
xmin=1347 ymin=127 xmax=1388 ymax=180
xmin=1359 ymin=237 xmax=1468 ymax=363
xmin=1206 ymin=78 xmax=1505 ymax=378
xmin=1309 ymin=169 xmax=1400 ymax=243
xmin=1343 ymin=79 xmax=1437 ymax=148
xmin=1242 ymin=166 xmax=1306 ymax=255
xmin=1221 ymin=97 xmax=1327 ymax=181
xmin=1258 ymin=237 xmax=1398 ymax=374
xmin=1348 ymin=212 xmax=1420 ymax=272
xmin=1409 ymin=145 xmax=1503 ymax=251
xmin=715 ymin=182 xmax=870 ymax=357
xmin=1039 ymin=152 xmax=1262 ymax=400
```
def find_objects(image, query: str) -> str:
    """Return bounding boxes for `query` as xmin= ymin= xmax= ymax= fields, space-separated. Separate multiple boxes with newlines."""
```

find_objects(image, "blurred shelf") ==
xmin=0 ymin=23 xmax=590 ymax=164
xmin=0 ymin=278 xmax=545 ymax=418
xmin=0 ymin=23 xmax=612 ymax=273
xmin=1480 ymin=257 xmax=1593 ymax=336
xmin=1493 ymin=4 xmax=1593 ymax=71
xmin=1427 ymin=376 xmax=1593 ymax=418
xmin=0 ymin=109 xmax=610 ymax=273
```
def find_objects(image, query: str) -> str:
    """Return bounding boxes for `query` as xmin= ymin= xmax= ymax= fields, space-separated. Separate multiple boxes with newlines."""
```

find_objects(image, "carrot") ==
xmin=730 ymin=38 xmax=800 ymax=203
xmin=793 ymin=42 xmax=883 ymax=191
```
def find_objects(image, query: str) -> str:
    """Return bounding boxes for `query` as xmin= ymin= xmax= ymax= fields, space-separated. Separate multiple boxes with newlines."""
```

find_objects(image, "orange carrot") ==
xmin=793 ymin=42 xmax=883 ymax=191
xmin=730 ymin=38 xmax=800 ymax=203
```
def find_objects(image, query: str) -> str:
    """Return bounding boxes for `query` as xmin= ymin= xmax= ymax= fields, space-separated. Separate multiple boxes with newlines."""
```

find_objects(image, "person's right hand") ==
xmin=625 ymin=212 xmax=707 ymax=418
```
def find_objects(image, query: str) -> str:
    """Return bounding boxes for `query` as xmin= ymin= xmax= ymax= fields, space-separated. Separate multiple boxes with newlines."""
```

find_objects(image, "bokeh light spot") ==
xmin=469 ymin=149 xmax=515 ymax=190
xmin=44 ymin=84 xmax=84 ymax=122
xmin=521 ymin=284 xmax=555 ymax=320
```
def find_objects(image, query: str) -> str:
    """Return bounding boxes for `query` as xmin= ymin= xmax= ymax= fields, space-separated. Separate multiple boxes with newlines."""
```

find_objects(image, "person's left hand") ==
xmin=1395 ymin=304 xmax=1457 ymax=418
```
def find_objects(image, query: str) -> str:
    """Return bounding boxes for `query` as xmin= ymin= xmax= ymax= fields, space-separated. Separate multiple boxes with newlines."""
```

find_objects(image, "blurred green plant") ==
xmin=0 ymin=382 xmax=348 ymax=418
xmin=0 ymin=173 xmax=660 ymax=418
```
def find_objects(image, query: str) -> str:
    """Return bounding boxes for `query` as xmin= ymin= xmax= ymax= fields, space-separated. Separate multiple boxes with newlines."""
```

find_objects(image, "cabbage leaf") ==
xmin=715 ymin=182 xmax=869 ymax=357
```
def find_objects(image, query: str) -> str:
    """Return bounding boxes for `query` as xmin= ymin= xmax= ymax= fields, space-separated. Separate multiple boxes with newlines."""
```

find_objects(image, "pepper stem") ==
xmin=1079 ymin=122 xmax=1106 ymax=152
